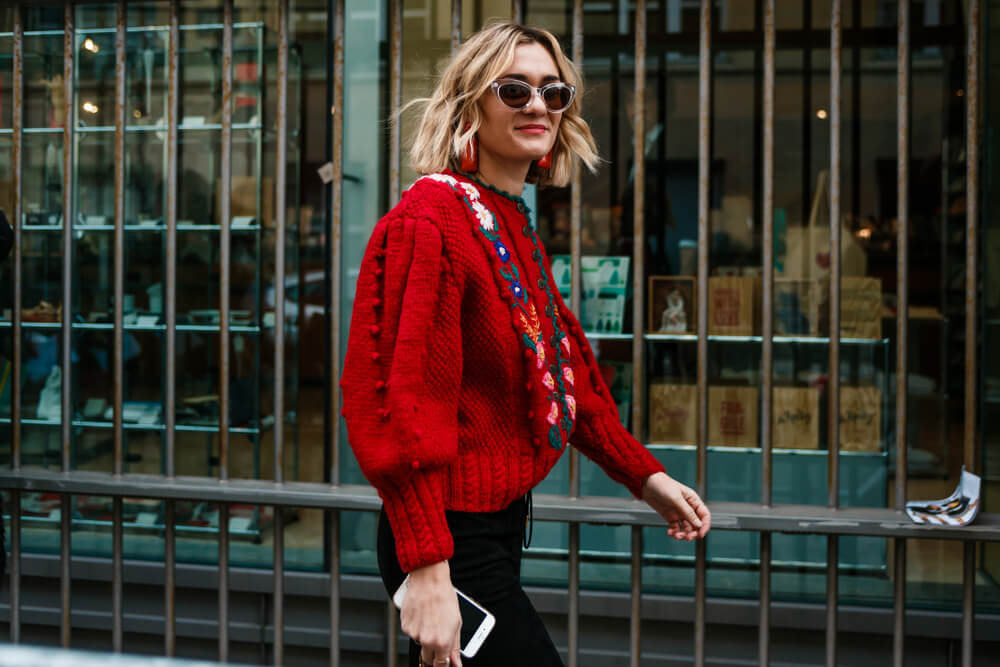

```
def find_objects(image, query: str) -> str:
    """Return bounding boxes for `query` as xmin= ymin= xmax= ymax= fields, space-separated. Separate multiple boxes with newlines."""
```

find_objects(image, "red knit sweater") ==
xmin=341 ymin=170 xmax=664 ymax=572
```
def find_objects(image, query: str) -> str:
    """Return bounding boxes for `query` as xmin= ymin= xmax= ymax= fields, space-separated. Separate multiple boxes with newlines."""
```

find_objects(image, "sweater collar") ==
xmin=447 ymin=170 xmax=527 ymax=212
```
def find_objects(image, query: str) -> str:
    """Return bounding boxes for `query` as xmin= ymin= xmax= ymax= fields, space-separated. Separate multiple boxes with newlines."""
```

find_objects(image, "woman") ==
xmin=341 ymin=22 xmax=710 ymax=667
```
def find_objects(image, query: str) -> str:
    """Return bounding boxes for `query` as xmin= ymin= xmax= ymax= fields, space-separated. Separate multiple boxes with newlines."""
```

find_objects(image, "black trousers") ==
xmin=377 ymin=497 xmax=564 ymax=667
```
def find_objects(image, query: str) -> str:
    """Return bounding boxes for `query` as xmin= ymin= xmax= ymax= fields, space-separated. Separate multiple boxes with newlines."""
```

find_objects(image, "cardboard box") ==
xmin=814 ymin=277 xmax=883 ymax=340
xmin=648 ymin=276 xmax=696 ymax=334
xmin=648 ymin=383 xmax=698 ymax=444
xmin=709 ymin=276 xmax=759 ymax=336
xmin=772 ymin=387 xmax=820 ymax=449
xmin=709 ymin=386 xmax=758 ymax=447
xmin=839 ymin=386 xmax=881 ymax=452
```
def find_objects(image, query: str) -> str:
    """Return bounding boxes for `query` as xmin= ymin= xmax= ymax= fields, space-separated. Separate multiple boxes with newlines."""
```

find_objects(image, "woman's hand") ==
xmin=399 ymin=560 xmax=463 ymax=667
xmin=641 ymin=472 xmax=711 ymax=541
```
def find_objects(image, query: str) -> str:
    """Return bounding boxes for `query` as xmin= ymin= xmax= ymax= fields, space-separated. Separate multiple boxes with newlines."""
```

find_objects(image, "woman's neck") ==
xmin=475 ymin=153 xmax=530 ymax=197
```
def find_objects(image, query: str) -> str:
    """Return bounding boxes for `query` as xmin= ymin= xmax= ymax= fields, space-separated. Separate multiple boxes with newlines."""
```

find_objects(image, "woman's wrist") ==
xmin=409 ymin=559 xmax=451 ymax=585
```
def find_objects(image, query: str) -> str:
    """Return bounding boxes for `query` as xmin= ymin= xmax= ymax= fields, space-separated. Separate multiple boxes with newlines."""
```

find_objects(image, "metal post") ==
xmin=220 ymin=0 xmax=234 ymax=482
xmin=60 ymin=4 xmax=75 ymax=647
xmin=388 ymin=0 xmax=402 ymax=205
xmin=629 ymin=526 xmax=642 ymax=667
xmin=895 ymin=0 xmax=910 ymax=514
xmin=695 ymin=2 xmax=712 ymax=665
xmin=10 ymin=6 xmax=24 ymax=643
xmin=631 ymin=0 xmax=646 ymax=448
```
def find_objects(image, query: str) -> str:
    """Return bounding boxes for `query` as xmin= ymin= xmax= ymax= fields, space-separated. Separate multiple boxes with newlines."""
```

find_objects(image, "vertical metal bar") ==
xmin=61 ymin=0 xmax=75 ymax=475
xmin=629 ymin=526 xmax=642 ymax=667
xmin=388 ymin=0 xmax=402 ymax=205
xmin=274 ymin=508 xmax=285 ymax=665
xmin=512 ymin=0 xmax=523 ymax=24
xmin=275 ymin=0 xmax=289 ymax=487
xmin=631 ymin=0 xmax=646 ymax=448
xmin=896 ymin=0 xmax=910 ymax=513
xmin=60 ymin=4 xmax=75 ymax=648
xmin=10 ymin=493 xmax=21 ymax=643
xmin=760 ymin=0 xmax=774 ymax=509
xmin=9 ymin=10 xmax=22 ymax=644
xmin=759 ymin=7 xmax=774 ymax=660
xmin=218 ymin=503 xmax=230 ymax=662
xmin=960 ymin=2 xmax=981 ymax=658
xmin=164 ymin=3 xmax=180 ymax=657
xmin=273 ymin=3 xmax=290 ymax=662
xmin=759 ymin=532 xmax=771 ymax=667
xmin=567 ymin=2 xmax=583 ymax=663
xmin=451 ymin=0 xmax=461 ymax=54
xmin=218 ymin=6 xmax=234 ymax=662
xmin=828 ymin=0 xmax=842 ymax=511
xmin=330 ymin=0 xmax=345 ymax=492
xmin=11 ymin=2 xmax=23 ymax=476
xmin=962 ymin=540 xmax=975 ymax=667
xmin=893 ymin=538 xmax=906 ymax=667
xmin=114 ymin=0 xmax=126 ymax=481
xmin=567 ymin=522 xmax=580 ymax=667
xmin=695 ymin=3 xmax=712 ymax=666
xmin=330 ymin=510 xmax=341 ymax=666
xmin=61 ymin=493 xmax=70 ymax=647
xmin=164 ymin=499 xmax=176 ymax=656
xmin=220 ymin=0 xmax=233 ymax=482
xmin=826 ymin=535 xmax=838 ymax=667
xmin=329 ymin=4 xmax=346 ymax=658
xmin=386 ymin=603 xmax=399 ymax=667
xmin=166 ymin=0 xmax=178 ymax=480
xmin=826 ymin=5 xmax=843 ymax=667
xmin=568 ymin=0 xmax=583 ymax=502
xmin=112 ymin=497 xmax=123 ymax=652
xmin=695 ymin=0 xmax=710 ymax=502
xmin=965 ymin=0 xmax=979 ymax=477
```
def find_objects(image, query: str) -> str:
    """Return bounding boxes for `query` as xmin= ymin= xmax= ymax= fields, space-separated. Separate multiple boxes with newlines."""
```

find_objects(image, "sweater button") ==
xmin=372 ymin=298 xmax=383 ymax=309
xmin=522 ymin=225 xmax=531 ymax=236
xmin=528 ymin=411 xmax=535 ymax=419
xmin=414 ymin=429 xmax=422 ymax=439
xmin=517 ymin=202 xmax=526 ymax=213
xmin=371 ymin=352 xmax=380 ymax=362
xmin=532 ymin=437 xmax=540 ymax=446
xmin=524 ymin=382 xmax=532 ymax=391
xmin=370 ymin=325 xmax=381 ymax=337
xmin=374 ymin=268 xmax=384 ymax=278
xmin=375 ymin=381 xmax=387 ymax=392
xmin=411 ymin=460 xmax=420 ymax=470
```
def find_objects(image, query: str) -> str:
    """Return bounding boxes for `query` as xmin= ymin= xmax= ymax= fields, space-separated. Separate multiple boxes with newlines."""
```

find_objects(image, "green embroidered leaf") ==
xmin=522 ymin=334 xmax=537 ymax=351
xmin=548 ymin=425 xmax=563 ymax=450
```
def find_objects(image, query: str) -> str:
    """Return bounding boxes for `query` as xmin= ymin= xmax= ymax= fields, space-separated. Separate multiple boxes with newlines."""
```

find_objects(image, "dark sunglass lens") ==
xmin=498 ymin=82 xmax=531 ymax=107
xmin=543 ymin=86 xmax=571 ymax=111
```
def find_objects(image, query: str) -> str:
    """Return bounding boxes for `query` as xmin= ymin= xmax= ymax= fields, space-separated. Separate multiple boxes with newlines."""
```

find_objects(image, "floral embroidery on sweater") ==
xmin=414 ymin=173 xmax=576 ymax=450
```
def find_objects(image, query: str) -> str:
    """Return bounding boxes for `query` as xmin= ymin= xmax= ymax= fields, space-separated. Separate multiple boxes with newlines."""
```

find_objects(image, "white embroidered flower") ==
xmin=460 ymin=182 xmax=480 ymax=201
xmin=472 ymin=202 xmax=494 ymax=231
xmin=424 ymin=173 xmax=457 ymax=187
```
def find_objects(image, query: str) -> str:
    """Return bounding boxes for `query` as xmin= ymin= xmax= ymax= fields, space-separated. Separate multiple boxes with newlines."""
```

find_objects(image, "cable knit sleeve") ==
xmin=341 ymin=211 xmax=462 ymax=573
xmin=560 ymin=305 xmax=665 ymax=498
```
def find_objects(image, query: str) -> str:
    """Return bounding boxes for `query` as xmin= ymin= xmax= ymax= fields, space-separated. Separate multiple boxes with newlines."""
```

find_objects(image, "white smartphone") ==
xmin=392 ymin=575 xmax=497 ymax=658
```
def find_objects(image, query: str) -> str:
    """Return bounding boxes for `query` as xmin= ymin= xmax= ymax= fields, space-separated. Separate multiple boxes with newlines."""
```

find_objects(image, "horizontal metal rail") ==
xmin=1 ymin=471 xmax=997 ymax=542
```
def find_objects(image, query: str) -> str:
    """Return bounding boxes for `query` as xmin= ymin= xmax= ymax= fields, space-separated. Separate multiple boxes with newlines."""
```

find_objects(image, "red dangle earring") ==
xmin=461 ymin=122 xmax=478 ymax=173
xmin=537 ymin=149 xmax=553 ymax=170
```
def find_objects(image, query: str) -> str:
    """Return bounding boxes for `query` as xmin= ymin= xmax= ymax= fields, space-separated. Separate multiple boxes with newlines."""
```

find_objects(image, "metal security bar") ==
xmin=0 ymin=2 xmax=991 ymax=667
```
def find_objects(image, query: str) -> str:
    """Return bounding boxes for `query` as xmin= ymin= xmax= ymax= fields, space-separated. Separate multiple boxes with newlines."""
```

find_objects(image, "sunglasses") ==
xmin=490 ymin=79 xmax=576 ymax=113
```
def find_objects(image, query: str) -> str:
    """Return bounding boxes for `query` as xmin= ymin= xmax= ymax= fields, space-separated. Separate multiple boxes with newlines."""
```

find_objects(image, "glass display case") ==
xmin=0 ymin=15 xmax=302 ymax=547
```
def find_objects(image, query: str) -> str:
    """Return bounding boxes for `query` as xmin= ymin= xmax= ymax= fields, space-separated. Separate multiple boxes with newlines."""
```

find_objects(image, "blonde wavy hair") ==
xmin=406 ymin=22 xmax=599 ymax=188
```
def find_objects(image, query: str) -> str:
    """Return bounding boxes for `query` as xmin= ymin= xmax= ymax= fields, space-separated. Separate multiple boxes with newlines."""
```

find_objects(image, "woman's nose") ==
xmin=524 ymin=88 xmax=548 ymax=114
